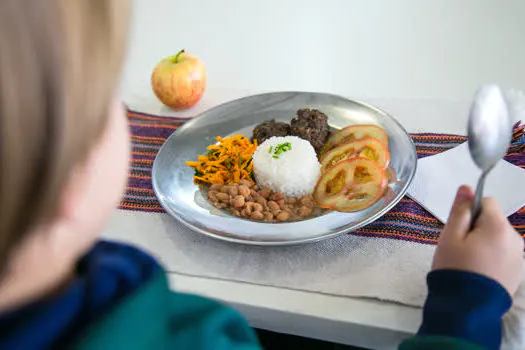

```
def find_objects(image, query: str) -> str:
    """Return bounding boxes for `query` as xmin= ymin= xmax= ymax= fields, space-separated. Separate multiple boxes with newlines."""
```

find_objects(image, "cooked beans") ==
xmin=276 ymin=211 xmax=290 ymax=221
xmin=267 ymin=201 xmax=280 ymax=211
xmin=299 ymin=206 xmax=313 ymax=217
xmin=255 ymin=196 xmax=267 ymax=206
xmin=300 ymin=196 xmax=315 ymax=208
xmin=250 ymin=211 xmax=264 ymax=220
xmin=258 ymin=187 xmax=271 ymax=199
xmin=252 ymin=203 xmax=264 ymax=212
xmin=208 ymin=191 xmax=218 ymax=201
xmin=207 ymin=183 xmax=324 ymax=223
xmin=271 ymin=192 xmax=284 ymax=201
xmin=238 ymin=185 xmax=250 ymax=198
xmin=210 ymin=184 xmax=223 ymax=191
xmin=215 ymin=192 xmax=229 ymax=202
xmin=239 ymin=179 xmax=254 ymax=187
xmin=232 ymin=195 xmax=245 ymax=208
xmin=285 ymin=197 xmax=297 ymax=205
xmin=228 ymin=186 xmax=239 ymax=197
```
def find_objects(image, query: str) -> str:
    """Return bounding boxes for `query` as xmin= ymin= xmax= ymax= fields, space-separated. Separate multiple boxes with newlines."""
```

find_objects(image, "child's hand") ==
xmin=432 ymin=185 xmax=524 ymax=295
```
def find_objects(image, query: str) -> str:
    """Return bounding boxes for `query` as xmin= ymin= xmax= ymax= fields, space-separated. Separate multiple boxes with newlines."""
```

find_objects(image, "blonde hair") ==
xmin=0 ymin=0 xmax=130 ymax=274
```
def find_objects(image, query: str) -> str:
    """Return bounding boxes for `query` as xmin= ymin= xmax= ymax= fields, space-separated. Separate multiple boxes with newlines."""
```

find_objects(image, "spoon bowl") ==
xmin=467 ymin=84 xmax=512 ymax=226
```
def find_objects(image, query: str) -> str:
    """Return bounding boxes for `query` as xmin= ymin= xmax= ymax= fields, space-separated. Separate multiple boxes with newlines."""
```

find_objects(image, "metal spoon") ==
xmin=467 ymin=84 xmax=513 ymax=228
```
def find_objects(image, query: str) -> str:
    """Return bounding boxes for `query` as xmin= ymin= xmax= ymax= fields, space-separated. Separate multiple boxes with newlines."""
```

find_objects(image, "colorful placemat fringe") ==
xmin=121 ymin=110 xmax=525 ymax=244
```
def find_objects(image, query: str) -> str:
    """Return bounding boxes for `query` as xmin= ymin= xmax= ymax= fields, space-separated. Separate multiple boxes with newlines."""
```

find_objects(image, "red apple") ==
xmin=151 ymin=49 xmax=207 ymax=110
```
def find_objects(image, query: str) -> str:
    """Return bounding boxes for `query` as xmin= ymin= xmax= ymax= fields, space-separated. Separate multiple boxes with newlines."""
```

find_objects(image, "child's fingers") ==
xmin=477 ymin=198 xmax=505 ymax=221
xmin=476 ymin=198 xmax=513 ymax=237
xmin=442 ymin=185 xmax=474 ymax=241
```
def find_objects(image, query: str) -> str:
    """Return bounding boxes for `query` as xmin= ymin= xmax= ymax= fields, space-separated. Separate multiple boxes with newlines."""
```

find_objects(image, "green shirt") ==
xmin=72 ymin=270 xmax=482 ymax=350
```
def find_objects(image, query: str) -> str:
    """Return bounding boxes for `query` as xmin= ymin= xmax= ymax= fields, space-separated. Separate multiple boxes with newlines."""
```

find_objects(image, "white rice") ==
xmin=252 ymin=136 xmax=321 ymax=197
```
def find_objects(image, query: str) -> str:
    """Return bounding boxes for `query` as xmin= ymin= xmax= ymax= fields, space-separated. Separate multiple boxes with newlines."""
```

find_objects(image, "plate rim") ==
xmin=152 ymin=91 xmax=418 ymax=246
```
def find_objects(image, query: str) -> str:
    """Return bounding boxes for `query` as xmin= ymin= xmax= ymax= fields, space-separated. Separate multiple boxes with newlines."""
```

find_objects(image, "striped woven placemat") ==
xmin=121 ymin=109 xmax=525 ymax=244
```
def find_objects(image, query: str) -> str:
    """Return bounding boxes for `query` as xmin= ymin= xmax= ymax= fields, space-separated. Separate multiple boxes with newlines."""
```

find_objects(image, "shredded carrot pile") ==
xmin=186 ymin=135 xmax=258 ymax=185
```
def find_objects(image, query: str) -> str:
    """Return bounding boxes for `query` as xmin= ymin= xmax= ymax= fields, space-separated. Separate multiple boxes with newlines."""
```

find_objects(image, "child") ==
xmin=0 ymin=1 xmax=522 ymax=349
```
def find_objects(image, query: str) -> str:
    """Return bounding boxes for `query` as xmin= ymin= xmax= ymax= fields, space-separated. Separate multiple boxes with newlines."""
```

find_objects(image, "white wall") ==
xmin=121 ymin=0 xmax=525 ymax=103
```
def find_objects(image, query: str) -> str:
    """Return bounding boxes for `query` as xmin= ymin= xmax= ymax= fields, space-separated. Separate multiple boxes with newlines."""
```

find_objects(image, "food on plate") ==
xmin=386 ymin=167 xmax=397 ymax=184
xmin=207 ymin=180 xmax=322 ymax=222
xmin=151 ymin=49 xmax=207 ymax=110
xmin=186 ymin=107 xmax=394 ymax=222
xmin=185 ymin=135 xmax=257 ymax=185
xmin=250 ymin=108 xmax=330 ymax=155
xmin=252 ymin=119 xmax=291 ymax=144
xmin=290 ymin=109 xmax=330 ymax=153
xmin=313 ymin=158 xmax=388 ymax=212
xmin=321 ymin=124 xmax=388 ymax=155
xmin=252 ymin=136 xmax=321 ymax=197
xmin=320 ymin=138 xmax=390 ymax=172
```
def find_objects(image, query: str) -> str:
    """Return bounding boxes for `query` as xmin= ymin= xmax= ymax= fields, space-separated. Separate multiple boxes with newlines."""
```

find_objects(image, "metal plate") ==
xmin=152 ymin=92 xmax=417 ymax=245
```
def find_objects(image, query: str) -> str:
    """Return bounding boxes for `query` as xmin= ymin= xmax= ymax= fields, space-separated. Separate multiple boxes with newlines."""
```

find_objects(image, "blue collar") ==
xmin=0 ymin=240 xmax=160 ymax=349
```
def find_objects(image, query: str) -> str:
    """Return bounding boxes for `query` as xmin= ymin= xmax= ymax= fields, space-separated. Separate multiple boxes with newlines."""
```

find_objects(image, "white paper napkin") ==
xmin=407 ymin=143 xmax=525 ymax=223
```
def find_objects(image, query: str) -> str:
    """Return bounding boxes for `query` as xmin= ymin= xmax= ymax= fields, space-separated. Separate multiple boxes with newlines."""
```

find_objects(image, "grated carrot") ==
xmin=185 ymin=134 xmax=258 ymax=185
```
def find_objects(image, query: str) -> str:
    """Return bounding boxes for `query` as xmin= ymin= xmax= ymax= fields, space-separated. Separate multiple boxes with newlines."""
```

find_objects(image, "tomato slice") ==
xmin=313 ymin=158 xmax=387 ymax=212
xmin=320 ymin=138 xmax=390 ymax=172
xmin=322 ymin=125 xmax=388 ymax=155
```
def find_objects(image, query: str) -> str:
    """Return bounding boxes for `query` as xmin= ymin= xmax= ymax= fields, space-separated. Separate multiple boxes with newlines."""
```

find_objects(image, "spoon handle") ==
xmin=470 ymin=171 xmax=488 ymax=229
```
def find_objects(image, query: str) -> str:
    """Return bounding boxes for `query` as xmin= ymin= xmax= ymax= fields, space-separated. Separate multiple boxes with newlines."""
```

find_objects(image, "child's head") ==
xmin=0 ymin=0 xmax=131 ymax=306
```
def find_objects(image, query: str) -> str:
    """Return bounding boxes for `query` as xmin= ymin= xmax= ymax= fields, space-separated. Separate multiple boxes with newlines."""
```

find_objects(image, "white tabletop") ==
xmin=111 ymin=1 xmax=525 ymax=349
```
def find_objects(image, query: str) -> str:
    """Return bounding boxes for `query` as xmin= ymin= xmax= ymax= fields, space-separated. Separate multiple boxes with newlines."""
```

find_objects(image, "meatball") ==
xmin=252 ymin=119 xmax=291 ymax=144
xmin=290 ymin=109 xmax=329 ymax=153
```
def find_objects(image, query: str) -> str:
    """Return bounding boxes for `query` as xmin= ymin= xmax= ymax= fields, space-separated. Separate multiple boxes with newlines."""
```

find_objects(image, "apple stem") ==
xmin=171 ymin=49 xmax=185 ymax=63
